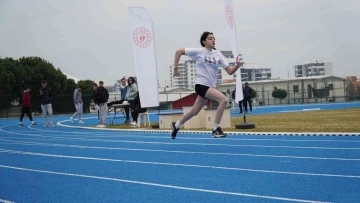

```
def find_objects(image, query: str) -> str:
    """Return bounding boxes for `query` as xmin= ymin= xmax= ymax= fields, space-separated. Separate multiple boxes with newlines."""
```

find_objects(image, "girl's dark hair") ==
xmin=200 ymin=31 xmax=216 ymax=50
xmin=128 ymin=76 xmax=136 ymax=85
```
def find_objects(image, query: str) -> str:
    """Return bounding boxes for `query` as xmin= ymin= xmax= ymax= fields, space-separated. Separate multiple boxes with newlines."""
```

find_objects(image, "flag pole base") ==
xmin=235 ymin=112 xmax=255 ymax=129
xmin=235 ymin=123 xmax=255 ymax=129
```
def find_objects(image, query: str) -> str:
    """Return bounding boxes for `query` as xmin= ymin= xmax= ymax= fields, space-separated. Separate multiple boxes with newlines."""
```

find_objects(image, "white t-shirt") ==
xmin=185 ymin=47 xmax=229 ymax=88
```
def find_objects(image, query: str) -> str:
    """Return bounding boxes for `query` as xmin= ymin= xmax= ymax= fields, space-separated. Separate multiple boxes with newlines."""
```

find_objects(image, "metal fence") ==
xmin=157 ymin=86 xmax=360 ymax=106
xmin=231 ymin=87 xmax=352 ymax=106
xmin=1 ymin=86 xmax=359 ymax=118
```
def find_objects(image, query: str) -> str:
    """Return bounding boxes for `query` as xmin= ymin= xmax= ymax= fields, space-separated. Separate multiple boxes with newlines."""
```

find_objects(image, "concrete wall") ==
xmin=0 ymin=106 xmax=22 ymax=118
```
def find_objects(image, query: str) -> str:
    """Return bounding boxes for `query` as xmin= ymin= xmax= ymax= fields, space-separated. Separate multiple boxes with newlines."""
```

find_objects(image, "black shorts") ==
xmin=195 ymin=84 xmax=210 ymax=99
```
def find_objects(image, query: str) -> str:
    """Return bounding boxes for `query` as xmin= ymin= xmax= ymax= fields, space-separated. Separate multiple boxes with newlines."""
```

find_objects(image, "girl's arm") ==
xmin=225 ymin=56 xmax=244 ymax=75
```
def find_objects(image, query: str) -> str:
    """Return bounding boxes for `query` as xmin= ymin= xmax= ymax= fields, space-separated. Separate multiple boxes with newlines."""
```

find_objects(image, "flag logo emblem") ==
xmin=133 ymin=27 xmax=152 ymax=48
xmin=225 ymin=5 xmax=234 ymax=29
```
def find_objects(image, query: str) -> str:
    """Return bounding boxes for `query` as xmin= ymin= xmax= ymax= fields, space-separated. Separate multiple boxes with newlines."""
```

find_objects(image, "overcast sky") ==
xmin=1 ymin=0 xmax=359 ymax=86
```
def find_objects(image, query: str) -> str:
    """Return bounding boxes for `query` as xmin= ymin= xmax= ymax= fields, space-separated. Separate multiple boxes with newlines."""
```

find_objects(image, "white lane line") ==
xmin=2 ymin=129 xmax=360 ymax=151
xmin=0 ymin=164 xmax=331 ymax=203
xmin=303 ymin=108 xmax=321 ymax=111
xmin=1 ymin=139 xmax=360 ymax=161
xmin=21 ymin=126 xmax=360 ymax=143
xmin=27 ymin=125 xmax=119 ymax=135
xmin=279 ymin=108 xmax=321 ymax=113
xmin=3 ymin=126 xmax=360 ymax=152
xmin=0 ymin=199 xmax=15 ymax=203
xmin=4 ymin=130 xmax=360 ymax=144
xmin=55 ymin=116 xmax=360 ymax=137
xmin=1 ymin=148 xmax=360 ymax=179
xmin=18 ymin=138 xmax=359 ymax=150
xmin=2 ymin=123 xmax=360 ymax=143
xmin=0 ymin=139 xmax=360 ymax=161
xmin=1 ymin=130 xmax=360 ymax=150
xmin=256 ymin=102 xmax=360 ymax=109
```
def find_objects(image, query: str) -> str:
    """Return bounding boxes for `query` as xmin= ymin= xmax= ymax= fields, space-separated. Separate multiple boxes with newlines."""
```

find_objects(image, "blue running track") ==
xmin=0 ymin=102 xmax=359 ymax=203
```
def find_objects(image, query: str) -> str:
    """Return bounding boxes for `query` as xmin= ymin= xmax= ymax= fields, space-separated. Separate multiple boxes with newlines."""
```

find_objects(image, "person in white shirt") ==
xmin=171 ymin=31 xmax=244 ymax=139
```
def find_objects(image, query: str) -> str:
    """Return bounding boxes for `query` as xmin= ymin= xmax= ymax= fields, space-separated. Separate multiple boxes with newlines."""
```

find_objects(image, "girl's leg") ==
xmin=177 ymin=95 xmax=208 ymax=128
xmin=203 ymin=88 xmax=228 ymax=131
xmin=171 ymin=96 xmax=207 ymax=139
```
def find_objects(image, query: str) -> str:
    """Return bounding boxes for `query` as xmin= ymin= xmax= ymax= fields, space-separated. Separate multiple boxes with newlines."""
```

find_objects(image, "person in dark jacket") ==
xmin=232 ymin=87 xmax=243 ymax=113
xmin=39 ymin=80 xmax=54 ymax=127
xmin=96 ymin=81 xmax=109 ymax=127
xmin=130 ymin=91 xmax=148 ymax=127
xmin=242 ymin=82 xmax=253 ymax=113
xmin=18 ymin=87 xmax=36 ymax=127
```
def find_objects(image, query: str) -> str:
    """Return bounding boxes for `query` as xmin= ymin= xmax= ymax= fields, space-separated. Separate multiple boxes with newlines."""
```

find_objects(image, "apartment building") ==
xmin=169 ymin=51 xmax=272 ymax=87
xmin=294 ymin=58 xmax=333 ymax=77
xmin=217 ymin=61 xmax=272 ymax=84
xmin=169 ymin=61 xmax=193 ymax=89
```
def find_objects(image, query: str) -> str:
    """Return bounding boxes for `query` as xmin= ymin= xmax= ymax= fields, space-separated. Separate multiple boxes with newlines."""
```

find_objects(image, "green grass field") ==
xmin=107 ymin=108 xmax=360 ymax=133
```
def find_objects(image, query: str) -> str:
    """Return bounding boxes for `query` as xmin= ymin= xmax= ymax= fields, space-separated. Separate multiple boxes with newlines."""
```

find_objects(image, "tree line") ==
xmin=0 ymin=56 xmax=94 ymax=115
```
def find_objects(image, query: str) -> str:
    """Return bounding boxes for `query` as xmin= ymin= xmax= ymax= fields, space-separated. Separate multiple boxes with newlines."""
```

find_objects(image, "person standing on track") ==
xmin=96 ymin=81 xmax=109 ymax=128
xmin=92 ymin=83 xmax=100 ymax=123
xmin=39 ymin=80 xmax=54 ymax=128
xmin=170 ymin=31 xmax=244 ymax=139
xmin=18 ymin=87 xmax=37 ymax=127
xmin=70 ymin=85 xmax=84 ymax=124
